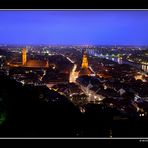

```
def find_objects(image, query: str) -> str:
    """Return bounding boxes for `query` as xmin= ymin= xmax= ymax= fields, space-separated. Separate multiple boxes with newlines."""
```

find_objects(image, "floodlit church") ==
xmin=7 ymin=48 xmax=49 ymax=68
xmin=79 ymin=50 xmax=93 ymax=77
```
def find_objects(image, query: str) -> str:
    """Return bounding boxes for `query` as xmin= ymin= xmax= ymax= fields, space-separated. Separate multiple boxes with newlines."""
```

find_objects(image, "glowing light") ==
xmin=66 ymin=56 xmax=74 ymax=63
xmin=80 ymin=107 xmax=85 ymax=113
xmin=22 ymin=48 xmax=27 ymax=65
xmin=20 ymin=80 xmax=25 ymax=85
xmin=82 ymin=51 xmax=88 ymax=68
xmin=98 ymin=98 xmax=101 ymax=101
xmin=0 ymin=112 xmax=6 ymax=125
xmin=139 ymin=113 xmax=145 ymax=117
xmin=69 ymin=64 xmax=78 ymax=83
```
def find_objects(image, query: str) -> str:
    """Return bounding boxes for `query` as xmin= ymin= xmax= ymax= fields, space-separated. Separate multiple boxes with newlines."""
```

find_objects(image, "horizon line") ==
xmin=0 ymin=43 xmax=148 ymax=46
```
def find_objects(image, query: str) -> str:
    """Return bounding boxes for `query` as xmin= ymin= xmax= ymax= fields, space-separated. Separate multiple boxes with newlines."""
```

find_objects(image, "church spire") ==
xmin=81 ymin=50 xmax=88 ymax=68
xmin=22 ymin=48 xmax=27 ymax=65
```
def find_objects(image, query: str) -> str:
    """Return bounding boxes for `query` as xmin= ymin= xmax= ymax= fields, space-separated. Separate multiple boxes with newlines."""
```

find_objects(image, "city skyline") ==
xmin=0 ymin=34 xmax=148 ymax=137
xmin=0 ymin=10 xmax=148 ymax=45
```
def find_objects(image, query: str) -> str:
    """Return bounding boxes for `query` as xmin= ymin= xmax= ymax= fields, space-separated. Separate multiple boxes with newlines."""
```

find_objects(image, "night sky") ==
xmin=0 ymin=10 xmax=148 ymax=45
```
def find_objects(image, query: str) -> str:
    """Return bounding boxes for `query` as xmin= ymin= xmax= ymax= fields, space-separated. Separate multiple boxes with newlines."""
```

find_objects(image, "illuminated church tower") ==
xmin=22 ymin=48 xmax=27 ymax=65
xmin=81 ymin=50 xmax=88 ymax=68
xmin=79 ymin=50 xmax=92 ymax=77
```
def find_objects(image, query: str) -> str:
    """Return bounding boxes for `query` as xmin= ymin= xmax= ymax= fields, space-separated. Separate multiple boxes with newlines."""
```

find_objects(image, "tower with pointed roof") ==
xmin=22 ymin=48 xmax=27 ymax=65
xmin=81 ymin=50 xmax=88 ymax=69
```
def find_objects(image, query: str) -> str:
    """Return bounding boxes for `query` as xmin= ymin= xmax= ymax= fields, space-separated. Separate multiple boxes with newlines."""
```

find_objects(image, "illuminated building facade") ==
xmin=81 ymin=50 xmax=88 ymax=69
xmin=22 ymin=48 xmax=27 ymax=65
xmin=7 ymin=48 xmax=49 ymax=68
xmin=79 ymin=50 xmax=92 ymax=77
xmin=25 ymin=59 xmax=49 ymax=68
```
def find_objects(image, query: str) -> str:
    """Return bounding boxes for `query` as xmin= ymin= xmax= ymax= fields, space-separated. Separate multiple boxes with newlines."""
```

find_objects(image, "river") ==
xmin=88 ymin=50 xmax=148 ymax=73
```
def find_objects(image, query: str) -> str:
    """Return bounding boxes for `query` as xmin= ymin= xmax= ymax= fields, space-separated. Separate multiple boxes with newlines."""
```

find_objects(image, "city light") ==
xmin=0 ymin=10 xmax=148 ymax=137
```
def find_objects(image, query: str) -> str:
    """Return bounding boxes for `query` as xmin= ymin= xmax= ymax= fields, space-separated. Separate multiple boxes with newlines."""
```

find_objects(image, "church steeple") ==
xmin=79 ymin=50 xmax=93 ymax=77
xmin=22 ymin=48 xmax=27 ymax=65
xmin=81 ymin=50 xmax=88 ymax=68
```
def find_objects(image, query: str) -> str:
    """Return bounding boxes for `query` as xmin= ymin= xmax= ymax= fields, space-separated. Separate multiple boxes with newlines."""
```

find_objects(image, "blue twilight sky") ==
xmin=0 ymin=10 xmax=148 ymax=45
